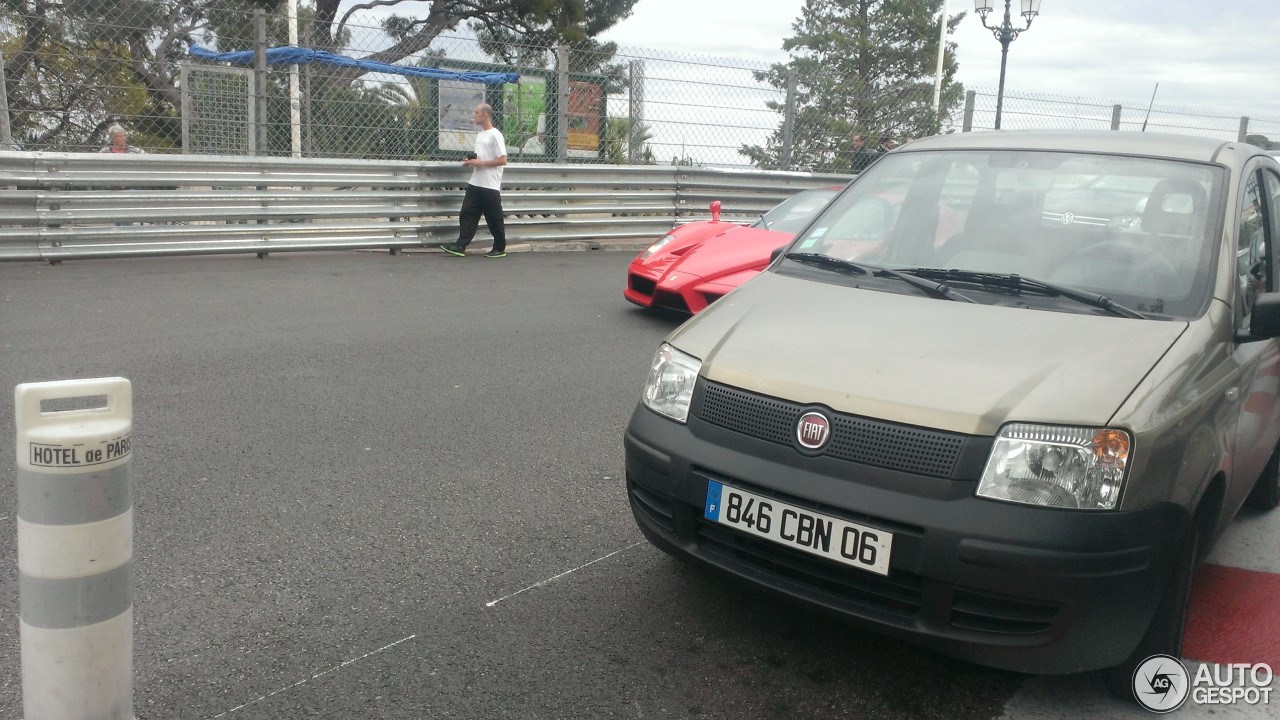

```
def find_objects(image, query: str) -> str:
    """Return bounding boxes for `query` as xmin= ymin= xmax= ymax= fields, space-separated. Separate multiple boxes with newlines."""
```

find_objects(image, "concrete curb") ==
xmin=400 ymin=239 xmax=652 ymax=255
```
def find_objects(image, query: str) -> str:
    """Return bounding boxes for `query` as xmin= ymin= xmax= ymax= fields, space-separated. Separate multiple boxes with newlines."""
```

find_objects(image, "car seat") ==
xmin=1140 ymin=178 xmax=1207 ymax=238
xmin=937 ymin=192 xmax=1042 ymax=274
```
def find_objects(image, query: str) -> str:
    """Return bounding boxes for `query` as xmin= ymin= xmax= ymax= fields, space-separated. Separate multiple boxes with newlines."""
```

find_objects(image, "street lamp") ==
xmin=975 ymin=0 xmax=1042 ymax=130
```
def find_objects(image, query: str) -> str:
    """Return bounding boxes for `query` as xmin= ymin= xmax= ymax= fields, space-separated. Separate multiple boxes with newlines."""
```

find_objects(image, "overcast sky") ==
xmin=596 ymin=0 xmax=1280 ymax=120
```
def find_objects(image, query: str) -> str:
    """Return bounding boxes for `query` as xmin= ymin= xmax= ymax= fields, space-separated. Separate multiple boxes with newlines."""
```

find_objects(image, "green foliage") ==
xmin=1246 ymin=134 xmax=1278 ymax=150
xmin=470 ymin=3 xmax=634 ymax=97
xmin=204 ymin=0 xmax=316 ymax=51
xmin=0 ymin=3 xmax=178 ymax=149
xmin=313 ymin=0 xmax=637 ymax=55
xmin=741 ymin=0 xmax=967 ymax=173
xmin=602 ymin=116 xmax=655 ymax=165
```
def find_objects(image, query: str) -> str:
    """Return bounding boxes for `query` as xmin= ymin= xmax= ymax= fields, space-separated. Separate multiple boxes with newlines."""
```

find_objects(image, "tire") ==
xmin=1245 ymin=443 xmax=1280 ymax=510
xmin=1102 ymin=520 xmax=1200 ymax=701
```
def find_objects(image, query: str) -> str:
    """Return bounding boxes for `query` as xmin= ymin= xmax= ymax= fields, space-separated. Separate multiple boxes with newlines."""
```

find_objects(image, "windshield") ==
xmin=751 ymin=188 xmax=838 ymax=234
xmin=781 ymin=150 xmax=1223 ymax=319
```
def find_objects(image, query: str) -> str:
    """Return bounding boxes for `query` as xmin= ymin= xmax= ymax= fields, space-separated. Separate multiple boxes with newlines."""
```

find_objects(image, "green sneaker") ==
xmin=483 ymin=250 xmax=507 ymax=258
xmin=439 ymin=244 xmax=465 ymax=257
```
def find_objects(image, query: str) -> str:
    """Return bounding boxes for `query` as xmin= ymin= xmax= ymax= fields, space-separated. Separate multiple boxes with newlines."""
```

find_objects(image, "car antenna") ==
xmin=1141 ymin=83 xmax=1159 ymax=132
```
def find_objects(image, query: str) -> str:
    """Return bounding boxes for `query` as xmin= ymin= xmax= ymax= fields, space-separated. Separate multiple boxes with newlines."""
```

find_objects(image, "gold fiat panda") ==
xmin=624 ymin=130 xmax=1280 ymax=691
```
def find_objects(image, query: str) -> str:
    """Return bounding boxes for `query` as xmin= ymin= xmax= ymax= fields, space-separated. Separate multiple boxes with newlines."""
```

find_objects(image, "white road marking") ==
xmin=485 ymin=542 xmax=644 ymax=608
xmin=210 ymin=634 xmax=416 ymax=718
xmin=207 ymin=542 xmax=643 ymax=715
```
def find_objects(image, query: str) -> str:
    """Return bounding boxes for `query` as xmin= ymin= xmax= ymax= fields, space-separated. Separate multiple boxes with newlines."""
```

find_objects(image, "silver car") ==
xmin=624 ymin=130 xmax=1280 ymax=696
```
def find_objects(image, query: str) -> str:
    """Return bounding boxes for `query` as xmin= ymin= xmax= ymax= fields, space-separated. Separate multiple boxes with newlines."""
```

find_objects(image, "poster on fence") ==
xmin=505 ymin=77 xmax=548 ymax=158
xmin=568 ymin=80 xmax=601 ymax=158
xmin=439 ymin=78 xmax=485 ymax=152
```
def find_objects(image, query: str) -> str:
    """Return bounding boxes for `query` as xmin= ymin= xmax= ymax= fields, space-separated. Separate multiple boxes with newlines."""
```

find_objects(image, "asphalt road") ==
xmin=2 ymin=249 xmax=1040 ymax=719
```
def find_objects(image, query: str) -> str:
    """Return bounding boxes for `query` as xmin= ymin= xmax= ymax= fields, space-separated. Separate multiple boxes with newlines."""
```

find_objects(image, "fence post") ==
xmin=180 ymin=63 xmax=191 ymax=152
xmin=555 ymin=45 xmax=569 ymax=163
xmin=1111 ymin=104 xmax=1122 ymax=130
xmin=962 ymin=91 xmax=975 ymax=132
xmin=15 ymin=377 xmax=134 ymax=720
xmin=254 ymin=9 xmax=268 ymax=156
xmin=781 ymin=67 xmax=796 ymax=170
xmin=0 ymin=52 xmax=12 ymax=148
xmin=287 ymin=0 xmax=302 ymax=158
xmin=302 ymin=22 xmax=313 ymax=157
xmin=628 ymin=60 xmax=645 ymax=165
xmin=1239 ymin=116 xmax=1250 ymax=143
xmin=254 ymin=10 xmax=270 ymax=255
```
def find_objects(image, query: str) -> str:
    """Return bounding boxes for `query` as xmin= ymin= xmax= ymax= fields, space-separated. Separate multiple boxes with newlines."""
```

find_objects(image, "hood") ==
xmin=635 ymin=221 xmax=740 ymax=278
xmin=669 ymin=272 xmax=1188 ymax=436
xmin=664 ymin=225 xmax=793 ymax=281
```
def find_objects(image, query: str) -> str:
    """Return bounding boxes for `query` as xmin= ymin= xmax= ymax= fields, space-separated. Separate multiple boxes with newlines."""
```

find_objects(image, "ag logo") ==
xmin=1133 ymin=654 xmax=1190 ymax=712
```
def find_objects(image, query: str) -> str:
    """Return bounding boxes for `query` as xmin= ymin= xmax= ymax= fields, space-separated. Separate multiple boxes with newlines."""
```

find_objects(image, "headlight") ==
xmin=977 ymin=424 xmax=1130 ymax=510
xmin=641 ymin=343 xmax=702 ymax=423
xmin=640 ymin=234 xmax=675 ymax=259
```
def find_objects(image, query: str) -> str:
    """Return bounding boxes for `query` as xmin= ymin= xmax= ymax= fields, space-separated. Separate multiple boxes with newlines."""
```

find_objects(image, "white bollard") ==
xmin=15 ymin=377 xmax=133 ymax=720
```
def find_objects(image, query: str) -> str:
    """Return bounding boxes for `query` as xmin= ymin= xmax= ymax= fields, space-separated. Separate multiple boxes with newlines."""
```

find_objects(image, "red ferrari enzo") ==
xmin=624 ymin=187 xmax=840 ymax=314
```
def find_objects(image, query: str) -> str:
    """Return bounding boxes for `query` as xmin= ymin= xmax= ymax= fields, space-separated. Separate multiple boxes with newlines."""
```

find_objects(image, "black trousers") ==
xmin=456 ymin=184 xmax=506 ymax=252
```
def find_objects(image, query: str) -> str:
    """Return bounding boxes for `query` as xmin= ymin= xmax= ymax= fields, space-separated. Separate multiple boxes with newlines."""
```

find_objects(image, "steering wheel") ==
xmin=1107 ymin=213 xmax=1143 ymax=231
xmin=1048 ymin=240 xmax=1183 ymax=297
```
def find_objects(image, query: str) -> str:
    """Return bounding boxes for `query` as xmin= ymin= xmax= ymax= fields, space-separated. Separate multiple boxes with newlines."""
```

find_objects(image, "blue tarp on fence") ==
xmin=188 ymin=46 xmax=519 ymax=84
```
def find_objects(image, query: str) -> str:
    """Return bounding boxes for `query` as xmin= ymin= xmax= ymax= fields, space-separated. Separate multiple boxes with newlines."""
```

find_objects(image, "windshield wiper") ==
xmin=784 ymin=252 xmax=868 ymax=275
xmin=895 ymin=268 xmax=1145 ymax=319
xmin=784 ymin=254 xmax=973 ymax=303
xmin=871 ymin=266 xmax=974 ymax=303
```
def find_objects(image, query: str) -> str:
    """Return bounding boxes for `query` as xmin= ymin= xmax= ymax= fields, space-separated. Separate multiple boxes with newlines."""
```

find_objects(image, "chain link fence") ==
xmin=3 ymin=2 xmax=1279 ymax=167
xmin=962 ymin=89 xmax=1280 ymax=141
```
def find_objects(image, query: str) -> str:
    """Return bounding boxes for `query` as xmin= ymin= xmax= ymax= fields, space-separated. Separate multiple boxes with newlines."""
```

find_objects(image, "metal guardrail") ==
xmin=0 ymin=152 xmax=848 ymax=263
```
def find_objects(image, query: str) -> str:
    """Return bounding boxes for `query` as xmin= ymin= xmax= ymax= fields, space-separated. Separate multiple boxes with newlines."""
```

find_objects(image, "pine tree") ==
xmin=741 ymin=0 xmax=966 ymax=172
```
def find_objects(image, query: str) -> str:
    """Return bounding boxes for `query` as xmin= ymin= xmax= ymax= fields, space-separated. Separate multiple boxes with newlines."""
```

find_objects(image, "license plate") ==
xmin=704 ymin=480 xmax=893 ymax=576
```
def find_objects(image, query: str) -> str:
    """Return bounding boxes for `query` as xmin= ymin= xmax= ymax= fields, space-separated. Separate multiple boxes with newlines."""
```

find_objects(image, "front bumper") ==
xmin=624 ymin=402 xmax=1189 ymax=675
xmin=624 ymin=265 xmax=719 ymax=314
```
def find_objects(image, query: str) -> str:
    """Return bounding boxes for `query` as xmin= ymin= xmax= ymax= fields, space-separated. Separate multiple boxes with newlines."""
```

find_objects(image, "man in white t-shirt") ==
xmin=439 ymin=104 xmax=508 ymax=258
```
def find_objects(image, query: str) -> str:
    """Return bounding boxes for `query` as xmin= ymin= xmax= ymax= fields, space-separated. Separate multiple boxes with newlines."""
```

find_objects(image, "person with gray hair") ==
xmin=99 ymin=123 xmax=144 ymax=154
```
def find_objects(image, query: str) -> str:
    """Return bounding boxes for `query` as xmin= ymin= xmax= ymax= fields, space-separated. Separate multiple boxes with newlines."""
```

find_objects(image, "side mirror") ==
xmin=1244 ymin=293 xmax=1280 ymax=340
xmin=710 ymin=200 xmax=722 ymax=223
xmin=770 ymin=246 xmax=785 ymax=263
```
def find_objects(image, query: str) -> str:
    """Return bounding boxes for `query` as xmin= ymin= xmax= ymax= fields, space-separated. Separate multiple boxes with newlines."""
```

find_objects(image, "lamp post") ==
xmin=975 ymin=0 xmax=1041 ymax=130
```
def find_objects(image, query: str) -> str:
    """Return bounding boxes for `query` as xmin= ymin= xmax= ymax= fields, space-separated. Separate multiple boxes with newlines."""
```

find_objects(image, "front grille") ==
xmin=694 ymin=519 xmax=924 ymax=619
xmin=630 ymin=275 xmax=656 ymax=296
xmin=696 ymin=381 xmax=967 ymax=478
xmin=700 ymin=383 xmax=794 ymax=444
xmin=652 ymin=290 xmax=690 ymax=313
xmin=949 ymin=589 xmax=1060 ymax=635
